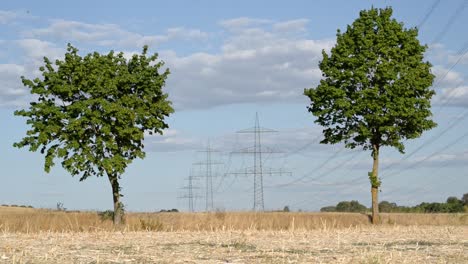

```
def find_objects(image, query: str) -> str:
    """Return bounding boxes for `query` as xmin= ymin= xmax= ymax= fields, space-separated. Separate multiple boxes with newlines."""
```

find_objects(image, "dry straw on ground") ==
xmin=1 ymin=206 xmax=467 ymax=233
xmin=1 ymin=207 xmax=467 ymax=263
xmin=1 ymin=226 xmax=467 ymax=263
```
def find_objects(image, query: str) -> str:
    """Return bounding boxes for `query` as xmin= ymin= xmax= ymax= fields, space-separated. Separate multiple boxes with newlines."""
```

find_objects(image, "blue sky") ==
xmin=1 ymin=0 xmax=467 ymax=212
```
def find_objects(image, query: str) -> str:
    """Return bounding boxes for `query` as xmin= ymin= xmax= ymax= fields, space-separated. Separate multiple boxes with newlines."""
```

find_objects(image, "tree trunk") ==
xmin=370 ymin=144 xmax=380 ymax=224
xmin=371 ymin=186 xmax=379 ymax=224
xmin=108 ymin=173 xmax=124 ymax=225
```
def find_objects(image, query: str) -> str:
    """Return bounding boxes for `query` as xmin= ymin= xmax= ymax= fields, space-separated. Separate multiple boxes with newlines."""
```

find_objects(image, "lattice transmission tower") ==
xmin=194 ymin=142 xmax=223 ymax=212
xmin=179 ymin=170 xmax=201 ymax=212
xmin=228 ymin=113 xmax=290 ymax=211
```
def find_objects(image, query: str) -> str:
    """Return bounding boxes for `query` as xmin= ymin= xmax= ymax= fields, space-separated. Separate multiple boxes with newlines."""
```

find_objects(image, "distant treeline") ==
xmin=321 ymin=193 xmax=468 ymax=213
xmin=1 ymin=204 xmax=34 ymax=208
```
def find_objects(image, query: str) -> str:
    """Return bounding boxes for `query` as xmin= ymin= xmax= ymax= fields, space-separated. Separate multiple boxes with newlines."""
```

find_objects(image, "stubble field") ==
xmin=0 ymin=207 xmax=467 ymax=263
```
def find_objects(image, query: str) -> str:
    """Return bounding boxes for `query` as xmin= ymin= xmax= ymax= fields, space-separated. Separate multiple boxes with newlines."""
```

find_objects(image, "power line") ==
xmin=382 ymin=125 xmax=468 ymax=180
xmin=268 ymin=146 xmax=351 ymax=188
xmin=278 ymin=1 xmax=468 ymax=210
xmin=226 ymin=112 xmax=291 ymax=211
xmin=381 ymin=152 xmax=465 ymax=200
xmin=417 ymin=0 xmax=441 ymax=29
xmin=433 ymin=41 xmax=468 ymax=112
xmin=193 ymin=142 xmax=223 ymax=212
xmin=355 ymin=1 xmax=468 ymax=187
xmin=381 ymin=151 xmax=468 ymax=204
xmin=276 ymin=133 xmax=323 ymax=159
xmin=334 ymin=114 xmax=468 ymax=186
xmin=381 ymin=108 xmax=468 ymax=176
xmin=299 ymin=149 xmax=364 ymax=185
xmin=431 ymin=0 xmax=467 ymax=44
xmin=267 ymin=149 xmax=369 ymax=190
xmin=179 ymin=170 xmax=202 ymax=212
xmin=214 ymin=153 xmax=233 ymax=192
xmin=380 ymin=42 xmax=468 ymax=173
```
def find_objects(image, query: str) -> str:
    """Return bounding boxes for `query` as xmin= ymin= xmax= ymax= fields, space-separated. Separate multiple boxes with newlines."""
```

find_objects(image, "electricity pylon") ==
xmin=193 ymin=142 xmax=223 ymax=212
xmin=228 ymin=113 xmax=291 ymax=211
xmin=180 ymin=170 xmax=201 ymax=212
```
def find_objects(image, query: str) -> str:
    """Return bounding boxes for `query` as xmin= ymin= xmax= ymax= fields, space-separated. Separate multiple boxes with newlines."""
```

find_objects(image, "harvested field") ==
xmin=0 ymin=226 xmax=467 ymax=263
xmin=1 ymin=208 xmax=467 ymax=263
xmin=1 ymin=206 xmax=467 ymax=233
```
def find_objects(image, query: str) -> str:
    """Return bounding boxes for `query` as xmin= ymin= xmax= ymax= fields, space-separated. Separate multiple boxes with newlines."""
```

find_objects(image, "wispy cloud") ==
xmin=144 ymin=129 xmax=201 ymax=152
xmin=273 ymin=19 xmax=309 ymax=32
xmin=0 ymin=10 xmax=18 ymax=24
xmin=24 ymin=19 xmax=208 ymax=48
xmin=2 ymin=15 xmax=468 ymax=111
xmin=220 ymin=17 xmax=271 ymax=30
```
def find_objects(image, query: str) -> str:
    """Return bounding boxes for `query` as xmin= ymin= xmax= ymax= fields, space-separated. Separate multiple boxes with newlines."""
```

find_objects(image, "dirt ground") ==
xmin=1 ymin=226 xmax=467 ymax=263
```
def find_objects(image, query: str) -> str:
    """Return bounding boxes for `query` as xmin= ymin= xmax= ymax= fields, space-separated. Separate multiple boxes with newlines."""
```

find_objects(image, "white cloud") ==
xmin=427 ymin=40 xmax=468 ymax=108
xmin=142 ymin=125 xmax=328 ymax=154
xmin=220 ymin=17 xmax=271 ymax=30
xmin=448 ymin=52 xmax=468 ymax=65
xmin=410 ymin=151 xmax=468 ymax=167
xmin=427 ymin=43 xmax=468 ymax=108
xmin=161 ymin=23 xmax=334 ymax=110
xmin=17 ymin=17 xmax=333 ymax=110
xmin=2 ymin=17 xmax=335 ymax=110
xmin=11 ymin=16 xmax=468 ymax=112
xmin=431 ymin=43 xmax=468 ymax=66
xmin=25 ymin=19 xmax=208 ymax=48
xmin=142 ymin=126 xmax=318 ymax=153
xmin=431 ymin=64 xmax=468 ymax=108
xmin=0 ymin=9 xmax=38 ymax=25
xmin=17 ymin=39 xmax=63 ymax=62
xmin=166 ymin=27 xmax=207 ymax=39
xmin=144 ymin=129 xmax=200 ymax=152
xmin=273 ymin=19 xmax=309 ymax=32
xmin=0 ymin=10 xmax=17 ymax=24
xmin=0 ymin=39 xmax=64 ymax=108
xmin=431 ymin=65 xmax=464 ymax=88
xmin=436 ymin=85 xmax=468 ymax=107
xmin=0 ymin=63 xmax=27 ymax=107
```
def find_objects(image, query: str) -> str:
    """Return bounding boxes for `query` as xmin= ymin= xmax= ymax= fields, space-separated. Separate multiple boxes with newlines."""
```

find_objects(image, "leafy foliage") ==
xmin=378 ymin=201 xmax=398 ymax=212
xmin=462 ymin=193 xmax=468 ymax=206
xmin=14 ymin=44 xmax=173 ymax=181
xmin=14 ymin=44 xmax=173 ymax=224
xmin=336 ymin=200 xmax=368 ymax=213
xmin=319 ymin=206 xmax=337 ymax=212
xmin=320 ymin=200 xmax=368 ymax=213
xmin=379 ymin=197 xmax=465 ymax=213
xmin=304 ymin=7 xmax=436 ymax=223
xmin=322 ymin=194 xmax=466 ymax=213
xmin=98 ymin=210 xmax=115 ymax=221
xmin=304 ymin=7 xmax=436 ymax=153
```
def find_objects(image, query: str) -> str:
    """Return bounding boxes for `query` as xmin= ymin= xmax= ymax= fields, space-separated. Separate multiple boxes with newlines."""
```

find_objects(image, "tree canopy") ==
xmin=304 ymin=7 xmax=436 ymax=223
xmin=14 ymin=44 xmax=173 ymax=224
xmin=305 ymin=7 xmax=436 ymax=153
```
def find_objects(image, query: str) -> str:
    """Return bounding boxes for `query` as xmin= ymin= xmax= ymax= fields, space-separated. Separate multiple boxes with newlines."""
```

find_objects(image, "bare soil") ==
xmin=1 ymin=225 xmax=466 ymax=263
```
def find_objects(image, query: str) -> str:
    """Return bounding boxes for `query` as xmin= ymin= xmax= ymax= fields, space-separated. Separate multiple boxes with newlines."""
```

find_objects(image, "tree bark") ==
xmin=108 ymin=173 xmax=124 ymax=225
xmin=370 ymin=144 xmax=380 ymax=224
xmin=371 ymin=186 xmax=379 ymax=224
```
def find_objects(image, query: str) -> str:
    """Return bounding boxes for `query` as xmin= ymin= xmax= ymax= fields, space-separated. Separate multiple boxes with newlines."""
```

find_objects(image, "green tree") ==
xmin=446 ymin=196 xmax=464 ymax=213
xmin=462 ymin=193 xmax=468 ymax=206
xmin=446 ymin=196 xmax=459 ymax=204
xmin=304 ymin=7 xmax=436 ymax=224
xmin=320 ymin=205 xmax=337 ymax=212
xmin=378 ymin=201 xmax=397 ymax=213
xmin=336 ymin=200 xmax=367 ymax=213
xmin=14 ymin=44 xmax=174 ymax=224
